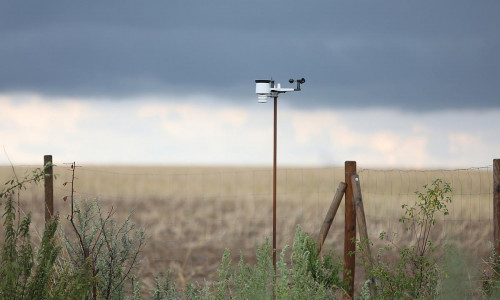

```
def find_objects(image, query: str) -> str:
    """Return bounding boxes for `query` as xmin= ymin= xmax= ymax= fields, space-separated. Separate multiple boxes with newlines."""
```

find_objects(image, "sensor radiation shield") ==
xmin=257 ymin=94 xmax=268 ymax=103
xmin=255 ymin=80 xmax=271 ymax=103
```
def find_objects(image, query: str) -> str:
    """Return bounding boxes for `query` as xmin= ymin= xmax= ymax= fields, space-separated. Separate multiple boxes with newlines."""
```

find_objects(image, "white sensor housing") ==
xmin=255 ymin=78 xmax=305 ymax=103
xmin=255 ymin=80 xmax=271 ymax=103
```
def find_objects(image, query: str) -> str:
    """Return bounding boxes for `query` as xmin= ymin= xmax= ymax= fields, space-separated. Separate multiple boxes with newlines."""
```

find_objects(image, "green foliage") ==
xmin=24 ymin=216 xmax=61 ymax=299
xmin=285 ymin=226 xmax=327 ymax=300
xmin=481 ymin=246 xmax=500 ymax=298
xmin=0 ymin=205 xmax=92 ymax=299
xmin=0 ymin=162 xmax=89 ymax=299
xmin=151 ymin=272 xmax=182 ymax=300
xmin=358 ymin=280 xmax=372 ymax=300
xmin=215 ymin=249 xmax=234 ymax=299
xmin=285 ymin=226 xmax=348 ymax=299
xmin=62 ymin=198 xmax=146 ymax=299
xmin=400 ymin=179 xmax=452 ymax=258
xmin=224 ymin=237 xmax=274 ymax=299
xmin=0 ymin=197 xmax=35 ymax=299
xmin=134 ymin=226 xmax=346 ymax=300
xmin=358 ymin=179 xmax=452 ymax=299
xmin=194 ymin=226 xmax=346 ymax=300
xmin=51 ymin=259 xmax=95 ymax=299
xmin=1 ymin=164 xmax=146 ymax=299
xmin=297 ymin=226 xmax=349 ymax=292
xmin=0 ymin=164 xmax=345 ymax=299
xmin=9 ymin=166 xmax=500 ymax=299
xmin=0 ymin=162 xmax=54 ymax=200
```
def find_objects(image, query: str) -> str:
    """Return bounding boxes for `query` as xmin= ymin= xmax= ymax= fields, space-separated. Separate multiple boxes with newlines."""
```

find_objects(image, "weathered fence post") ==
xmin=44 ymin=155 xmax=54 ymax=225
xmin=317 ymin=181 xmax=347 ymax=255
xmin=352 ymin=173 xmax=376 ymax=297
xmin=344 ymin=161 xmax=356 ymax=299
xmin=494 ymin=159 xmax=500 ymax=256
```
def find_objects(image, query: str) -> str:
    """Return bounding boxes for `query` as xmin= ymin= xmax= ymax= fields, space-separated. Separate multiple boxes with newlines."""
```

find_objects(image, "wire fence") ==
xmin=0 ymin=162 xmax=496 ymax=285
xmin=358 ymin=166 xmax=494 ymax=255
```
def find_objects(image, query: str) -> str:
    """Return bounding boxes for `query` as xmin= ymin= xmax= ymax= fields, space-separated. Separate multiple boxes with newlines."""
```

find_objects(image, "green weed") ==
xmin=358 ymin=179 xmax=452 ymax=299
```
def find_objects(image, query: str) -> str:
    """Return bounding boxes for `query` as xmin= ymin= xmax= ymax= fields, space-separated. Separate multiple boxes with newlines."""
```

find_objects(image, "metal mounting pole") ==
xmin=273 ymin=95 xmax=278 ymax=273
xmin=254 ymin=78 xmax=305 ymax=276
xmin=494 ymin=159 xmax=500 ymax=256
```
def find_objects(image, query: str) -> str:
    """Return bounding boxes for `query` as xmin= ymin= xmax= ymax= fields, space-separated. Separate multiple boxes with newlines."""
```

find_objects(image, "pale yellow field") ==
xmin=0 ymin=164 xmax=495 ymax=291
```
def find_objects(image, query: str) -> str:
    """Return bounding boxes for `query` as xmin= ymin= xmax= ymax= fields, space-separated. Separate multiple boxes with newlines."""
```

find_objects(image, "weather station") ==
xmin=255 ymin=78 xmax=305 ymax=103
xmin=254 ymin=77 xmax=305 ymax=272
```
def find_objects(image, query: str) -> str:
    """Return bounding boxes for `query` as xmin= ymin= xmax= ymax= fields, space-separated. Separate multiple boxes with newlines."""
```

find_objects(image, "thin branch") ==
xmin=3 ymin=146 xmax=20 ymax=184
xmin=67 ymin=162 xmax=87 ymax=259
xmin=91 ymin=206 xmax=114 ymax=256
xmin=3 ymin=148 xmax=22 ymax=228
xmin=113 ymin=234 xmax=146 ymax=292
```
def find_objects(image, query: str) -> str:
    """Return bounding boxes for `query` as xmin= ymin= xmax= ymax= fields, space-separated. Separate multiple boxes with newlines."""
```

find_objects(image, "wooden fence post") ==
xmin=344 ymin=161 xmax=356 ymax=299
xmin=317 ymin=182 xmax=347 ymax=255
xmin=494 ymin=159 xmax=500 ymax=256
xmin=44 ymin=155 xmax=54 ymax=224
xmin=352 ymin=174 xmax=376 ymax=297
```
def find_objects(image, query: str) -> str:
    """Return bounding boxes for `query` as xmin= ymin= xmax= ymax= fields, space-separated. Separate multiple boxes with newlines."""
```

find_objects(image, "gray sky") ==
xmin=1 ymin=0 xmax=499 ymax=111
xmin=1 ymin=1 xmax=499 ymax=168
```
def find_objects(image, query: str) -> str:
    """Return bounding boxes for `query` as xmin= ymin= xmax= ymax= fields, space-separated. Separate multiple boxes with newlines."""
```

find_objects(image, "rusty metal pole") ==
xmin=44 ymin=155 xmax=54 ymax=225
xmin=344 ymin=161 xmax=356 ymax=299
xmin=494 ymin=159 xmax=500 ymax=256
xmin=273 ymin=95 xmax=278 ymax=273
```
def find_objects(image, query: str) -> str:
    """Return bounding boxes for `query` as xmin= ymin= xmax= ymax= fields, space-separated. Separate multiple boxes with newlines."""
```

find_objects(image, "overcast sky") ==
xmin=1 ymin=1 xmax=499 ymax=168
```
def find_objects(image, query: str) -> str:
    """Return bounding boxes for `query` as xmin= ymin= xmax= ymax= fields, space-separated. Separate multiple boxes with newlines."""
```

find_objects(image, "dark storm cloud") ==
xmin=1 ymin=0 xmax=498 ymax=110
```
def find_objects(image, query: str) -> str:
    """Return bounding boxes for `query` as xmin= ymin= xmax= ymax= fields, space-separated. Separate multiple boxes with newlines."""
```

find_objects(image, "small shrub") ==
xmin=359 ymin=179 xmax=452 ymax=299
xmin=286 ymin=226 xmax=348 ymax=298
xmin=61 ymin=197 xmax=146 ymax=299
xmin=298 ymin=227 xmax=350 ymax=292
xmin=224 ymin=237 xmax=274 ymax=299
xmin=61 ymin=162 xmax=147 ymax=299
xmin=151 ymin=271 xmax=182 ymax=299
xmin=205 ymin=226 xmax=345 ymax=300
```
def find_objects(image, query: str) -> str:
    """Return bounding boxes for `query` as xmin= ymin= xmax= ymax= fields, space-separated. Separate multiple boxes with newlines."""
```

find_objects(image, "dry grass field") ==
xmin=0 ymin=164 xmax=495 ymax=292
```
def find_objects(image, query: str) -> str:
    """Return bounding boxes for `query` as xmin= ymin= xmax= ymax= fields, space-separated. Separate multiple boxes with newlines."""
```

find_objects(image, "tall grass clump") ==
xmin=0 ymin=163 xmax=89 ymax=299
